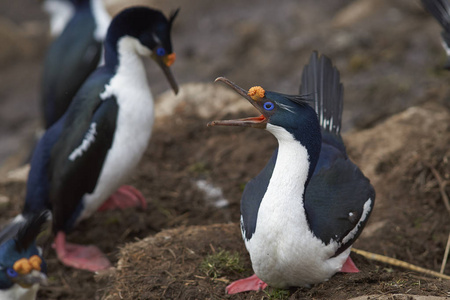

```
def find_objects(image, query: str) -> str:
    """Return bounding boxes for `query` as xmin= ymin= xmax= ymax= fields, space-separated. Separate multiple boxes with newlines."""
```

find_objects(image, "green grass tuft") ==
xmin=200 ymin=249 xmax=245 ymax=279
xmin=263 ymin=287 xmax=290 ymax=300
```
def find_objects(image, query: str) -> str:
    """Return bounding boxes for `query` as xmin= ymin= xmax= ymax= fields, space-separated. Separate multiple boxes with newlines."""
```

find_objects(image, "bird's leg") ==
xmin=53 ymin=231 xmax=111 ymax=272
xmin=97 ymin=185 xmax=147 ymax=211
xmin=340 ymin=256 xmax=359 ymax=273
xmin=226 ymin=274 xmax=268 ymax=294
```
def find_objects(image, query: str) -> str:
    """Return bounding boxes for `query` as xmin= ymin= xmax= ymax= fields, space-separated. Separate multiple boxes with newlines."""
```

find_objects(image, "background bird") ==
xmin=421 ymin=0 xmax=450 ymax=69
xmin=0 ymin=211 xmax=48 ymax=300
xmin=3 ymin=6 xmax=179 ymax=272
xmin=41 ymin=0 xmax=111 ymax=129
xmin=41 ymin=0 xmax=75 ymax=38
xmin=208 ymin=51 xmax=375 ymax=294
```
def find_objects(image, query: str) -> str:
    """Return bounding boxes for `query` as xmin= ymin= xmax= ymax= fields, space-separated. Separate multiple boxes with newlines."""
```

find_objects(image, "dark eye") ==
xmin=156 ymin=47 xmax=166 ymax=56
xmin=6 ymin=268 xmax=17 ymax=278
xmin=263 ymin=102 xmax=274 ymax=111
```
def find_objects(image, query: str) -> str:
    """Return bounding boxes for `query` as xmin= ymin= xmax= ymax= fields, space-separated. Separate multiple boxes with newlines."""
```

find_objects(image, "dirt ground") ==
xmin=0 ymin=0 xmax=450 ymax=299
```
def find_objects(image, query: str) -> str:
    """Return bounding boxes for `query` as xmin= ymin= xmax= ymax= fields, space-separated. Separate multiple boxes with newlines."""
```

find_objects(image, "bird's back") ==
xmin=300 ymin=52 xmax=375 ymax=253
xmin=41 ymin=1 xmax=102 ymax=128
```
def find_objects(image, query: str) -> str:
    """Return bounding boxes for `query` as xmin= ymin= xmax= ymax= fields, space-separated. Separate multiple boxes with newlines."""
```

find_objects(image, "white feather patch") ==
xmin=42 ymin=0 xmax=74 ymax=37
xmin=341 ymin=198 xmax=372 ymax=244
xmin=68 ymin=123 xmax=97 ymax=161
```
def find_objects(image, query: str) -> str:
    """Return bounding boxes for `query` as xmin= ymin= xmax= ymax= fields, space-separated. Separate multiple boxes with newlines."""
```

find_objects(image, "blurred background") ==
xmin=0 ymin=0 xmax=448 ymax=173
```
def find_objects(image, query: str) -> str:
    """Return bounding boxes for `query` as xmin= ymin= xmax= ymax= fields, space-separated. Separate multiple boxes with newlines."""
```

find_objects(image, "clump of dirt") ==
xmin=101 ymin=224 xmax=450 ymax=300
xmin=346 ymin=102 xmax=450 ymax=275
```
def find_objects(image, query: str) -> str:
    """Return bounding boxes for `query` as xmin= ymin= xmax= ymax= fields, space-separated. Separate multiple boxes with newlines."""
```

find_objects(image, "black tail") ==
xmin=299 ymin=51 xmax=343 ymax=136
xmin=15 ymin=211 xmax=49 ymax=252
xmin=0 ymin=211 xmax=49 ymax=250
xmin=422 ymin=0 xmax=450 ymax=31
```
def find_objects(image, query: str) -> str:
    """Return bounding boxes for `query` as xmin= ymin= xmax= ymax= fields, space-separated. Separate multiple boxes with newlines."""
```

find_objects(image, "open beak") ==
xmin=152 ymin=53 xmax=179 ymax=95
xmin=13 ymin=270 xmax=47 ymax=288
xmin=207 ymin=77 xmax=268 ymax=129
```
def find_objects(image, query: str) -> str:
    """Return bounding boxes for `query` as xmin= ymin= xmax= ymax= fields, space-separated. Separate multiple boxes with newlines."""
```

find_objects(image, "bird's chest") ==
xmin=80 ymin=74 xmax=154 ymax=217
xmin=102 ymin=73 xmax=154 ymax=175
xmin=0 ymin=284 xmax=39 ymax=300
xmin=243 ymin=140 xmax=341 ymax=288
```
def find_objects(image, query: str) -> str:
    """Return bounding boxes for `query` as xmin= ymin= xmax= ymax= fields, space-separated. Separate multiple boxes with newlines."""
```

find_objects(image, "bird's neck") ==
xmin=90 ymin=0 xmax=110 ymax=41
xmin=267 ymin=122 xmax=321 ymax=189
xmin=255 ymin=125 xmax=314 ymax=233
xmin=267 ymin=124 xmax=313 ymax=199
xmin=104 ymin=36 xmax=147 ymax=73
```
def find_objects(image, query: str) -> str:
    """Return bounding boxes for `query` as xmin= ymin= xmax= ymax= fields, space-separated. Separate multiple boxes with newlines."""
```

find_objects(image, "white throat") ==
xmin=91 ymin=0 xmax=111 ymax=41
xmin=261 ymin=124 xmax=311 ymax=231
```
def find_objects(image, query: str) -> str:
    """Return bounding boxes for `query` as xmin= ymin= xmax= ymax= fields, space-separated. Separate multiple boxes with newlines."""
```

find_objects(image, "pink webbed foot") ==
xmin=340 ymin=256 xmax=359 ymax=273
xmin=226 ymin=274 xmax=268 ymax=294
xmin=98 ymin=185 xmax=147 ymax=211
xmin=53 ymin=232 xmax=111 ymax=272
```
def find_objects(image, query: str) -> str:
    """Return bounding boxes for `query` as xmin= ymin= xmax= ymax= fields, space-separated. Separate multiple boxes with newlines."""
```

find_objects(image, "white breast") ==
xmin=0 ymin=284 xmax=39 ymax=300
xmin=78 ymin=37 xmax=154 ymax=221
xmin=244 ymin=124 xmax=349 ymax=288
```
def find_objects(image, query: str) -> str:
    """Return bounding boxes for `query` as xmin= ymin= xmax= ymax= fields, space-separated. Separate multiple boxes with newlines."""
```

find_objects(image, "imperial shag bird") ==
xmin=208 ymin=52 xmax=375 ymax=293
xmin=41 ymin=0 xmax=75 ymax=37
xmin=0 ymin=211 xmax=48 ymax=300
xmin=422 ymin=0 xmax=450 ymax=69
xmin=5 ymin=6 xmax=179 ymax=272
xmin=41 ymin=0 xmax=111 ymax=129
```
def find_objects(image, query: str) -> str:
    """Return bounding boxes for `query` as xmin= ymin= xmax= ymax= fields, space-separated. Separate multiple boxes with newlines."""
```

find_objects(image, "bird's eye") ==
xmin=6 ymin=268 xmax=17 ymax=278
xmin=156 ymin=47 xmax=166 ymax=57
xmin=263 ymin=102 xmax=275 ymax=111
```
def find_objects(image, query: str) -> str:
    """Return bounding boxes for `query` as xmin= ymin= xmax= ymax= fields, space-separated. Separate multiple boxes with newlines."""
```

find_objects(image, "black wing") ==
xmin=422 ymin=0 xmax=450 ymax=32
xmin=241 ymin=150 xmax=277 ymax=241
xmin=49 ymin=71 xmax=118 ymax=233
xmin=41 ymin=9 xmax=101 ymax=128
xmin=305 ymin=156 xmax=375 ymax=255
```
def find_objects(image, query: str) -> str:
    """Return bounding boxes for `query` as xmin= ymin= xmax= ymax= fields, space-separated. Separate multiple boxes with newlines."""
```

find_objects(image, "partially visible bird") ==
xmin=5 ymin=6 xmax=179 ymax=272
xmin=41 ymin=0 xmax=75 ymax=38
xmin=422 ymin=0 xmax=450 ymax=69
xmin=41 ymin=0 xmax=111 ymax=129
xmin=208 ymin=52 xmax=375 ymax=294
xmin=0 ymin=211 xmax=48 ymax=300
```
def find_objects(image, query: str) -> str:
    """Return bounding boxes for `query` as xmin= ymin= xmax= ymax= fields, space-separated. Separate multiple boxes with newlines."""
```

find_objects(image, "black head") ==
xmin=208 ymin=77 xmax=321 ymax=140
xmin=208 ymin=77 xmax=322 ymax=178
xmin=104 ymin=6 xmax=179 ymax=93
xmin=0 ymin=212 xmax=48 ymax=290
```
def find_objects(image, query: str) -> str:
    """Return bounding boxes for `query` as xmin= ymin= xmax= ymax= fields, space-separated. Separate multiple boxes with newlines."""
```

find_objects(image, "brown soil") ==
xmin=2 ymin=99 xmax=449 ymax=299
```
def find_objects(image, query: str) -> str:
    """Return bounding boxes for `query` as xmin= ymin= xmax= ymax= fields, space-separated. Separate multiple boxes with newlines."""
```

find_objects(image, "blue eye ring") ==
xmin=6 ymin=268 xmax=17 ymax=278
xmin=263 ymin=102 xmax=275 ymax=111
xmin=156 ymin=47 xmax=166 ymax=57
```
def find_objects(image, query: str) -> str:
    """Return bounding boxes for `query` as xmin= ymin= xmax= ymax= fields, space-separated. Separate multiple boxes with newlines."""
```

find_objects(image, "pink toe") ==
xmin=340 ymin=256 xmax=360 ymax=273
